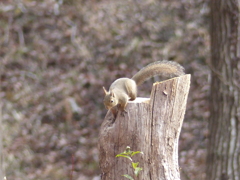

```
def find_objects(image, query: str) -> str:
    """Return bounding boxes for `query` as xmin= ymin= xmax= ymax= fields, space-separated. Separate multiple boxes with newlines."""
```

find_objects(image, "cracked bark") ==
xmin=207 ymin=0 xmax=240 ymax=180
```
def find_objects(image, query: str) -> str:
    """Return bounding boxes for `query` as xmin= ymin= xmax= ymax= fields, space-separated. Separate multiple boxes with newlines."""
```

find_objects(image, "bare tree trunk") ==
xmin=207 ymin=0 xmax=240 ymax=180
xmin=0 ymin=103 xmax=3 ymax=180
xmin=98 ymin=75 xmax=190 ymax=180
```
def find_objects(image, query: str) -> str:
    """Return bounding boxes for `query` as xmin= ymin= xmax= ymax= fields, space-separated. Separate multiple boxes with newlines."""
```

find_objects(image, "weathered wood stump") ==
xmin=98 ymin=74 xmax=191 ymax=180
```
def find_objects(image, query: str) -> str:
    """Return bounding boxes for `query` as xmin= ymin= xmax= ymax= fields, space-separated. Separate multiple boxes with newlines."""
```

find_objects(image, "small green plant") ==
xmin=116 ymin=146 xmax=143 ymax=180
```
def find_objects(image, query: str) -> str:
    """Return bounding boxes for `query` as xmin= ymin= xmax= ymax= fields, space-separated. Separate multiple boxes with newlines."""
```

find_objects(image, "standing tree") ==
xmin=207 ymin=0 xmax=240 ymax=180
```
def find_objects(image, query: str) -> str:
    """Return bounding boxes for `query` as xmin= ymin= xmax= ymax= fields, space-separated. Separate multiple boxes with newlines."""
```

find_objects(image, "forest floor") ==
xmin=1 ymin=0 xmax=209 ymax=179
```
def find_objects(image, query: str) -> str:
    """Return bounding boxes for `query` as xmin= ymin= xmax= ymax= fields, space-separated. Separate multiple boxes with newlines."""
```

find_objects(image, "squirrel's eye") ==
xmin=111 ymin=100 xmax=113 ymax=103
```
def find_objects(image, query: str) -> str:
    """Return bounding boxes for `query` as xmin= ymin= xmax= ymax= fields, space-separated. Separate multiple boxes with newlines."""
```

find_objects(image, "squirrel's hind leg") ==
xmin=125 ymin=80 xmax=137 ymax=101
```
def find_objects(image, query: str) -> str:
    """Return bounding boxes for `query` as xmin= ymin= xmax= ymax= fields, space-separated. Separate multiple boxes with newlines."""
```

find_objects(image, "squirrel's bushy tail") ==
xmin=131 ymin=60 xmax=185 ymax=86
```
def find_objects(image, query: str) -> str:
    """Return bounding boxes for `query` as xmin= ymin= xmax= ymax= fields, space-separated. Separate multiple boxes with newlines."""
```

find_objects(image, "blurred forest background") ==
xmin=1 ymin=0 xmax=210 ymax=179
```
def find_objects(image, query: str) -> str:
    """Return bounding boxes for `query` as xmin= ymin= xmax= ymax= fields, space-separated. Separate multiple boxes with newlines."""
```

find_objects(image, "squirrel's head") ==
xmin=103 ymin=87 xmax=118 ymax=109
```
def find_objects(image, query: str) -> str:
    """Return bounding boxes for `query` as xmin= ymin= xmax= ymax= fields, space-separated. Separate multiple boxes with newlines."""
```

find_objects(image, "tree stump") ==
xmin=98 ymin=74 xmax=191 ymax=180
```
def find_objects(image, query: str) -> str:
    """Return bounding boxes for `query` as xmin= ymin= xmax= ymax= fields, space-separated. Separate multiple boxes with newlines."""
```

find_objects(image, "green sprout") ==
xmin=116 ymin=146 xmax=143 ymax=180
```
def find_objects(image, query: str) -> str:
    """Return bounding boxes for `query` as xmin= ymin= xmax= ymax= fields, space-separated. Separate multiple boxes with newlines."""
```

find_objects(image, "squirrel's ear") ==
xmin=103 ymin=87 xmax=108 ymax=95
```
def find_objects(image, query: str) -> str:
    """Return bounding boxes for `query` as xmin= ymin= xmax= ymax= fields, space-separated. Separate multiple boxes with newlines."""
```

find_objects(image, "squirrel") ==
xmin=103 ymin=60 xmax=185 ymax=115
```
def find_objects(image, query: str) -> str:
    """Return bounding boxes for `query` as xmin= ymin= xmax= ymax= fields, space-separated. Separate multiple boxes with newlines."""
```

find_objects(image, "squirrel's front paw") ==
xmin=120 ymin=109 xmax=127 ymax=116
